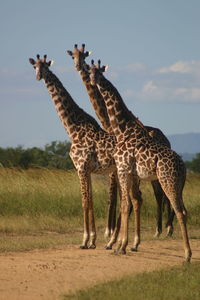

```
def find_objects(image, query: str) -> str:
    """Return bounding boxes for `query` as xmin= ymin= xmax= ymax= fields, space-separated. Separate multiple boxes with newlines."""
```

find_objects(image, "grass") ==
xmin=64 ymin=262 xmax=200 ymax=300
xmin=0 ymin=168 xmax=199 ymax=252
xmin=0 ymin=168 xmax=109 ymax=251
xmin=0 ymin=168 xmax=108 ymax=218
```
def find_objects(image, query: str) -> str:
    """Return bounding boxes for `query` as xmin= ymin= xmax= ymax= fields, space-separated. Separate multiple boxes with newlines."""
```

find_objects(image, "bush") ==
xmin=0 ymin=141 xmax=74 ymax=170
xmin=185 ymin=153 xmax=200 ymax=173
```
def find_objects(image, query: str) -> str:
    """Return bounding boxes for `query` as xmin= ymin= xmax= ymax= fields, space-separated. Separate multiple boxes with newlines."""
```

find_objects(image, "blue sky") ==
xmin=1 ymin=0 xmax=200 ymax=148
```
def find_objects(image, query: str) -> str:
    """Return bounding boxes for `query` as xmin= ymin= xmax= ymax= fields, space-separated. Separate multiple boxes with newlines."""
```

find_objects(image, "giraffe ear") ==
xmin=102 ymin=65 xmax=109 ymax=72
xmin=67 ymin=50 xmax=73 ymax=56
xmin=48 ymin=60 xmax=54 ymax=67
xmin=29 ymin=58 xmax=36 ymax=65
xmin=85 ymin=51 xmax=92 ymax=57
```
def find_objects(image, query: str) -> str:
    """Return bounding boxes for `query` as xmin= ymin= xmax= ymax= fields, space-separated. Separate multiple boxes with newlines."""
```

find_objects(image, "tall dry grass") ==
xmin=0 ymin=168 xmax=199 ymax=235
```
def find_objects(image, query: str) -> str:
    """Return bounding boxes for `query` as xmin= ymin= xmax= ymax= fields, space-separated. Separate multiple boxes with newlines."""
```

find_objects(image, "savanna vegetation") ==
xmin=0 ymin=167 xmax=199 ymax=252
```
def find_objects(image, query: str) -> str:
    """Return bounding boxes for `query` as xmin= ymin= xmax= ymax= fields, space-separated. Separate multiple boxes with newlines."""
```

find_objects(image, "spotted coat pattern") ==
xmin=89 ymin=61 xmax=192 ymax=262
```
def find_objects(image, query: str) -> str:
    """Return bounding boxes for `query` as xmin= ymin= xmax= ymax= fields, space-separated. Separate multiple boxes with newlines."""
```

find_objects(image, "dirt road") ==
xmin=0 ymin=239 xmax=200 ymax=300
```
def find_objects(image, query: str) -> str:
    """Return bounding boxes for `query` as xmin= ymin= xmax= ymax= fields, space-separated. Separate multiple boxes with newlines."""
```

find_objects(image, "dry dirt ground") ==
xmin=0 ymin=239 xmax=200 ymax=300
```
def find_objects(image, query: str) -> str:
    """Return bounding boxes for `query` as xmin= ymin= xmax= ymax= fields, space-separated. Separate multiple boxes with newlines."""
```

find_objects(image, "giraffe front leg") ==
xmin=105 ymin=182 xmax=133 ymax=250
xmin=105 ymin=172 xmax=118 ymax=239
xmin=78 ymin=170 xmax=96 ymax=249
xmin=114 ymin=172 xmax=131 ymax=255
xmin=117 ymin=203 xmax=129 ymax=255
xmin=130 ymin=180 xmax=142 ymax=252
xmin=88 ymin=174 xmax=96 ymax=249
xmin=105 ymin=212 xmax=121 ymax=249
xmin=81 ymin=200 xmax=89 ymax=249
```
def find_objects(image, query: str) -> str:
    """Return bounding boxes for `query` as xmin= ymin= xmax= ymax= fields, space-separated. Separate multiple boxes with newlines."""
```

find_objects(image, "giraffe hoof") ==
xmin=182 ymin=260 xmax=191 ymax=265
xmin=88 ymin=244 xmax=96 ymax=249
xmin=80 ymin=245 xmax=88 ymax=249
xmin=130 ymin=247 xmax=138 ymax=252
xmin=154 ymin=232 xmax=161 ymax=238
xmin=119 ymin=249 xmax=126 ymax=255
xmin=104 ymin=245 xmax=112 ymax=250
xmin=166 ymin=228 xmax=174 ymax=237
xmin=114 ymin=249 xmax=126 ymax=255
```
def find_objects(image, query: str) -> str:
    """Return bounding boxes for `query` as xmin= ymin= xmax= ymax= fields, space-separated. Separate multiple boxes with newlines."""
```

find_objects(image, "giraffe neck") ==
xmin=79 ymin=67 xmax=114 ymax=135
xmin=97 ymin=76 xmax=147 ymax=140
xmin=43 ymin=69 xmax=101 ymax=140
xmin=97 ymin=75 xmax=141 ymax=139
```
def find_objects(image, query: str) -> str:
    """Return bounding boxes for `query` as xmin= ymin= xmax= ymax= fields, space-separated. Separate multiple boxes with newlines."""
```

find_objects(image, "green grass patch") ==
xmin=65 ymin=262 xmax=200 ymax=300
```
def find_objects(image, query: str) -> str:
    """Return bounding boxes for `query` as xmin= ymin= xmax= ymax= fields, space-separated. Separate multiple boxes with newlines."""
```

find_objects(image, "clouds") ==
xmin=113 ymin=60 xmax=200 ymax=103
xmin=143 ymin=81 xmax=158 ymax=93
xmin=158 ymin=60 xmax=200 ymax=74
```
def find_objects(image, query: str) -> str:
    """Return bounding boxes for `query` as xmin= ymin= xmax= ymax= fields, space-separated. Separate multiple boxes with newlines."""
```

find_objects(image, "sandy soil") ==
xmin=0 ymin=239 xmax=200 ymax=300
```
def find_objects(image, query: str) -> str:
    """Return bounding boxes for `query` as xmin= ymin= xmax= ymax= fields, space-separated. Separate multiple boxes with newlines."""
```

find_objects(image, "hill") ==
xmin=167 ymin=132 xmax=200 ymax=161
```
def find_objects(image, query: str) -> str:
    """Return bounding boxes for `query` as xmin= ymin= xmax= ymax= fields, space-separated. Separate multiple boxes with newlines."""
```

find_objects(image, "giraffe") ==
xmin=88 ymin=59 xmax=192 ymax=262
xmin=67 ymin=44 xmax=174 ymax=239
xmin=29 ymin=54 xmax=117 ymax=249
xmin=67 ymin=44 xmax=117 ymax=238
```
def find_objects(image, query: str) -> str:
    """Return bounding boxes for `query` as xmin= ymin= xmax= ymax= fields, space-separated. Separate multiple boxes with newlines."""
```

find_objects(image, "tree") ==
xmin=20 ymin=147 xmax=51 ymax=168
xmin=45 ymin=141 xmax=73 ymax=169
xmin=0 ymin=146 xmax=24 ymax=167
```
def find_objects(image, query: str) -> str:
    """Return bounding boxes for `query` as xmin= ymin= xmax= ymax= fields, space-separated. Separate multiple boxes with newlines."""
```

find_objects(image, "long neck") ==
xmin=43 ymin=69 xmax=102 ymax=140
xmin=79 ymin=67 xmax=114 ymax=135
xmin=97 ymin=75 xmax=148 ymax=140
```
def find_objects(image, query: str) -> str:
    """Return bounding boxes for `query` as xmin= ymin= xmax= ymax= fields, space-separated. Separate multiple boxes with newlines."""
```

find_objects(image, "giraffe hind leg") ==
xmin=151 ymin=180 xmax=163 ymax=237
xmin=160 ymin=182 xmax=192 ymax=262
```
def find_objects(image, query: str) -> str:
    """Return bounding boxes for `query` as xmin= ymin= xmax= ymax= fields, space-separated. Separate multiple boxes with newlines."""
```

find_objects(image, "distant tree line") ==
xmin=0 ymin=141 xmax=74 ymax=170
xmin=0 ymin=141 xmax=200 ymax=173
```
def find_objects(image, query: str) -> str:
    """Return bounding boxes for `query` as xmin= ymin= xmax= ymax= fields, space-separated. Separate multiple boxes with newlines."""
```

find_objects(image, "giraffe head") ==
xmin=89 ymin=60 xmax=108 ymax=86
xmin=29 ymin=54 xmax=53 ymax=80
xmin=67 ymin=44 xmax=91 ymax=71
